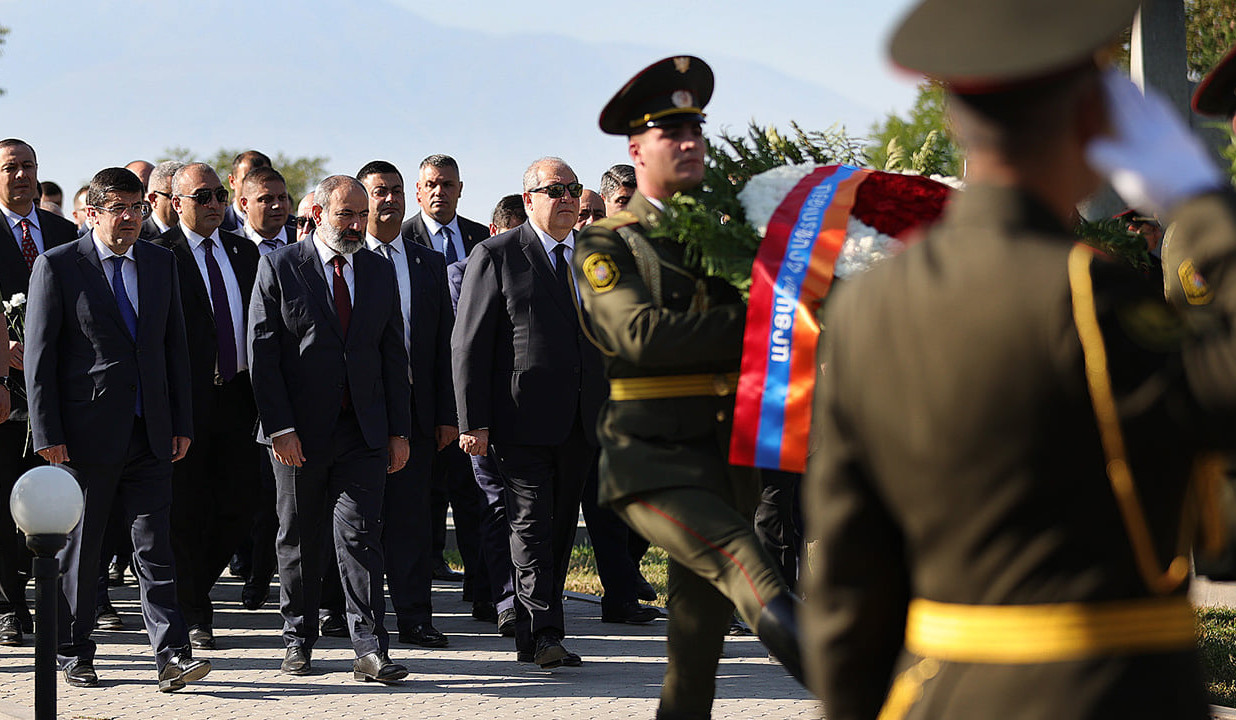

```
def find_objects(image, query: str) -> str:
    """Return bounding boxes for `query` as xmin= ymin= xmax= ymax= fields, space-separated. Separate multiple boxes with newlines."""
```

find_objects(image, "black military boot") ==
xmin=756 ymin=592 xmax=804 ymax=685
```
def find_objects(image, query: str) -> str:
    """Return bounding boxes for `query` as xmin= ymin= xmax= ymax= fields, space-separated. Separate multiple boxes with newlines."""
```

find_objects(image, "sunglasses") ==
xmin=528 ymin=182 xmax=584 ymax=199
xmin=295 ymin=216 xmax=315 ymax=231
xmin=177 ymin=187 xmax=229 ymax=204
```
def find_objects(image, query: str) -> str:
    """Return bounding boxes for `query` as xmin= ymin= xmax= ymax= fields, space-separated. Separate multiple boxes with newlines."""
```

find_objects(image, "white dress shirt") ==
xmin=366 ymin=234 xmax=414 ymax=383
xmin=529 ymin=221 xmax=577 ymax=299
xmin=182 ymin=223 xmax=248 ymax=372
xmin=91 ymin=234 xmax=138 ymax=314
xmin=242 ymin=222 xmax=288 ymax=257
xmin=312 ymin=235 xmax=354 ymax=303
xmin=419 ymin=212 xmax=465 ymax=259
xmin=1 ymin=203 xmax=44 ymax=255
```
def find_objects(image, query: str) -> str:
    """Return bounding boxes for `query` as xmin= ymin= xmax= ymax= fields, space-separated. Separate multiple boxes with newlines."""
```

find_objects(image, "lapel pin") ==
xmin=415 ymin=257 xmax=421 ymax=264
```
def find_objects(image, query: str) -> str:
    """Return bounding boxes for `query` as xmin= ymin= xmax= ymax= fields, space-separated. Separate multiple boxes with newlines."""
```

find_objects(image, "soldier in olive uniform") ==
xmin=574 ymin=56 xmax=803 ymax=720
xmin=1163 ymin=42 xmax=1236 ymax=309
xmin=802 ymin=1 xmax=1236 ymax=719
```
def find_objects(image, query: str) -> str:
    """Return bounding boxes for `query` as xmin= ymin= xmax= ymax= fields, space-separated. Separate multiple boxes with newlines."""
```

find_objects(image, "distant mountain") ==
xmin=0 ymin=0 xmax=881 ymax=222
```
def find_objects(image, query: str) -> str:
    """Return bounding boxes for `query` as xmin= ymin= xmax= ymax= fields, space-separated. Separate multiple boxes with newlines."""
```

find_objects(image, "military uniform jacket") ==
xmin=574 ymin=191 xmax=753 ymax=505
xmin=802 ymin=184 xmax=1236 ymax=720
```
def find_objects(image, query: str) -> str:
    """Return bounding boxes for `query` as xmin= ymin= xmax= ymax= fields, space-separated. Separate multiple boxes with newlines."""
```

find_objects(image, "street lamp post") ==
xmin=9 ymin=465 xmax=84 ymax=720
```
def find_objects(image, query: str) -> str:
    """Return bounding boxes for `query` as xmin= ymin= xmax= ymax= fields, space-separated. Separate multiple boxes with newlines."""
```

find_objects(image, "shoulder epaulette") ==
xmin=591 ymin=211 xmax=640 ymax=231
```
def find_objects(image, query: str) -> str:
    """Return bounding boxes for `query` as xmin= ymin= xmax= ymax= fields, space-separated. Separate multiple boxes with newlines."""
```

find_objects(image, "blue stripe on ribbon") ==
xmin=753 ymin=165 xmax=858 ymax=468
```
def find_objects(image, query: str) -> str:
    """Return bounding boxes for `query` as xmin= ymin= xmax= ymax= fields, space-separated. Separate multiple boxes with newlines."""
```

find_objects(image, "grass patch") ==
xmin=444 ymin=543 xmax=670 ymax=607
xmin=1200 ymin=607 xmax=1236 ymax=707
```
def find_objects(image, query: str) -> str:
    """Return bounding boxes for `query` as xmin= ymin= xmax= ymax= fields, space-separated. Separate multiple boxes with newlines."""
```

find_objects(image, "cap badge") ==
xmin=673 ymin=56 xmax=691 ymax=74
xmin=671 ymin=90 xmax=695 ymax=108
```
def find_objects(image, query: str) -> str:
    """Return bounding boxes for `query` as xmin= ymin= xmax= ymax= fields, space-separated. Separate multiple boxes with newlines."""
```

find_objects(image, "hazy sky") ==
xmin=0 ymin=0 xmax=924 ymax=222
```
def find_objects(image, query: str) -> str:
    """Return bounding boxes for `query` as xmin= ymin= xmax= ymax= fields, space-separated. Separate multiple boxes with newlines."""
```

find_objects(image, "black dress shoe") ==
xmin=561 ymin=649 xmax=582 ymax=667
xmin=532 ymin=633 xmax=569 ymax=669
xmin=516 ymin=650 xmax=535 ymax=664
xmin=228 ymin=554 xmax=251 ymax=580
xmin=601 ymin=602 xmax=662 ymax=625
xmin=634 ymin=573 xmax=658 ymax=602
xmin=728 ymin=615 xmax=752 ymax=636
xmin=497 ymin=608 xmax=517 ymax=637
xmin=399 ymin=623 xmax=448 ymax=648
xmin=63 ymin=659 xmax=98 ymax=687
xmin=320 ymin=614 xmax=348 ymax=638
xmin=353 ymin=651 xmax=408 ymax=684
xmin=471 ymin=601 xmax=498 ymax=623
xmin=189 ymin=626 xmax=216 ymax=650
xmin=158 ymin=649 xmax=210 ymax=692
xmin=432 ymin=560 xmax=464 ymax=582
xmin=281 ymin=646 xmax=312 ymax=675
xmin=241 ymin=580 xmax=270 ymax=610
xmin=107 ymin=560 xmax=126 ymax=587
xmin=0 ymin=613 xmax=22 ymax=646
xmin=95 ymin=605 xmax=124 ymax=631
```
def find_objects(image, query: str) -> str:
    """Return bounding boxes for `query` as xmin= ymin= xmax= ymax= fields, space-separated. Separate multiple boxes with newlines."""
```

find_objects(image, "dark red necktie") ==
xmin=18 ymin=219 xmax=37 ymax=270
xmin=331 ymin=255 xmax=352 ymax=408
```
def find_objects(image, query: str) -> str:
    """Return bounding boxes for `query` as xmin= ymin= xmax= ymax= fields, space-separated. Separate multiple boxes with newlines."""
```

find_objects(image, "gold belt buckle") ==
xmin=712 ymin=374 xmax=731 ymax=396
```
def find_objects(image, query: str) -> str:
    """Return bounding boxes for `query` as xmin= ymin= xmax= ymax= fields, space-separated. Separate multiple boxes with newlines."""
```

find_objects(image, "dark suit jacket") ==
xmin=248 ymin=240 xmax=411 ymax=455
xmin=25 ymin=234 xmax=192 ymax=464
xmin=392 ymin=239 xmax=456 ymax=438
xmin=139 ymin=217 xmax=164 ymax=241
xmin=0 ymin=209 xmax=86 ymax=415
xmin=151 ymin=226 xmax=260 ymax=432
xmin=400 ymin=212 xmax=488 ymax=257
xmin=220 ymin=204 xmax=243 ymax=233
xmin=451 ymin=222 xmax=605 ymax=446
xmin=446 ymin=258 xmax=467 ymax=313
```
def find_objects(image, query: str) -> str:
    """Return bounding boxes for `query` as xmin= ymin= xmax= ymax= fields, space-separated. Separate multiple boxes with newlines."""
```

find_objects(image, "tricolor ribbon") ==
xmin=730 ymin=165 xmax=871 ymax=472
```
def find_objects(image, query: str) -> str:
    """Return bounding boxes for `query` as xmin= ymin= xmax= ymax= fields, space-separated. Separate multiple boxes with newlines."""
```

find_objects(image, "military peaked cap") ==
xmin=1194 ymin=44 xmax=1236 ymax=118
xmin=599 ymin=56 xmax=713 ymax=136
xmin=890 ymin=0 xmax=1140 ymax=92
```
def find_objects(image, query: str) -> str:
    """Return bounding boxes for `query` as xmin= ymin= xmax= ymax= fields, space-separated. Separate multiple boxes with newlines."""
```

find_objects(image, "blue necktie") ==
xmin=442 ymin=226 xmax=458 ymax=264
xmin=110 ymin=256 xmax=142 ymax=416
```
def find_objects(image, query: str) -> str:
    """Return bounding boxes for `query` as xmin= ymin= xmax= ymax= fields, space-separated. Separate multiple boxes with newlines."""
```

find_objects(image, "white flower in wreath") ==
xmin=9 ymin=293 xmax=25 ymax=308
xmin=1 ymin=302 xmax=9 ymax=315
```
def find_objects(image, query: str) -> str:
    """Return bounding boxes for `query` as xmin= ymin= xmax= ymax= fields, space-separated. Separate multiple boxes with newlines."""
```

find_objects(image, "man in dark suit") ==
xmin=139 ymin=161 xmax=184 ymax=240
xmin=401 ymin=154 xmax=488 ymax=592
xmin=446 ymin=193 xmax=525 ymax=636
xmin=151 ymin=162 xmax=261 ymax=651
xmin=25 ymin=167 xmax=209 ymax=691
xmin=248 ymin=175 xmax=411 ymax=683
xmin=358 ymin=160 xmax=459 ymax=648
xmin=0 ymin=138 xmax=79 ymax=647
xmin=220 ymin=150 xmax=273 ymax=233
xmin=230 ymin=165 xmax=296 ymax=610
xmin=453 ymin=157 xmax=606 ymax=667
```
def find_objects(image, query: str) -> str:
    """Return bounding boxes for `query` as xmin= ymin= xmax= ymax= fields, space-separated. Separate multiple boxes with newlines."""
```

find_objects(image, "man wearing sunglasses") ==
xmin=453 ymin=157 xmax=607 ymax=668
xmin=152 ymin=162 xmax=262 ymax=653
xmin=295 ymin=192 xmax=316 ymax=243
xmin=139 ymin=161 xmax=184 ymax=240
xmin=574 ymin=57 xmax=805 ymax=717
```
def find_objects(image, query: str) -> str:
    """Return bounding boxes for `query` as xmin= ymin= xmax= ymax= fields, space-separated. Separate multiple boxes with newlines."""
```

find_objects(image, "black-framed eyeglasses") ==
xmin=177 ymin=187 xmax=229 ymax=204
xmin=295 ymin=215 xmax=315 ymax=231
xmin=528 ymin=182 xmax=584 ymax=199
xmin=90 ymin=202 xmax=152 ymax=219
xmin=152 ymin=190 xmax=173 ymax=200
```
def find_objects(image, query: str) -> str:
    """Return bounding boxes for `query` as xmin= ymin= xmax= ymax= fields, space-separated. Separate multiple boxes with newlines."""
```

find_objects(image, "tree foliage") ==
xmin=1187 ymin=0 xmax=1236 ymax=79
xmin=866 ymin=81 xmax=962 ymax=177
xmin=155 ymin=147 xmax=328 ymax=199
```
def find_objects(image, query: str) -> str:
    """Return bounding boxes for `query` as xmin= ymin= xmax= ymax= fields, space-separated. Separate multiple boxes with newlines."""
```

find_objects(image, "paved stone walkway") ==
xmin=0 ymin=574 xmax=816 ymax=719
